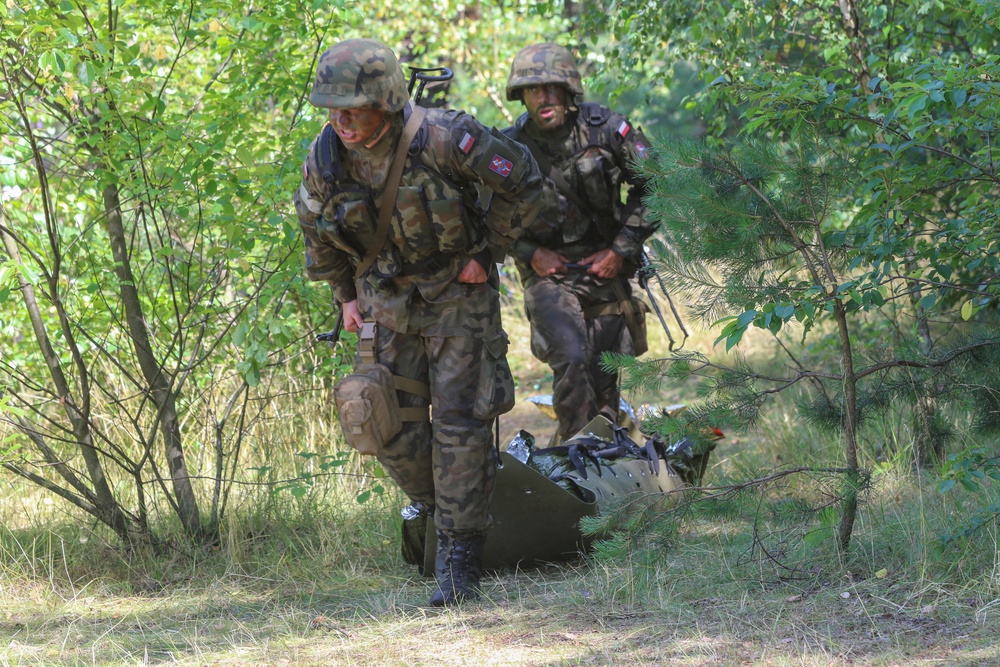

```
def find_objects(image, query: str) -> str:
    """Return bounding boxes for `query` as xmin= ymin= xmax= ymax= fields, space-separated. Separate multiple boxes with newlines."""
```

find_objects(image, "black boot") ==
xmin=429 ymin=529 xmax=486 ymax=607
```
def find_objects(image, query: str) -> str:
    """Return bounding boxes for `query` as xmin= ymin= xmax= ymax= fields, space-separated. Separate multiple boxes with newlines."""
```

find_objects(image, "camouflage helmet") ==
xmin=309 ymin=38 xmax=409 ymax=112
xmin=505 ymin=43 xmax=584 ymax=102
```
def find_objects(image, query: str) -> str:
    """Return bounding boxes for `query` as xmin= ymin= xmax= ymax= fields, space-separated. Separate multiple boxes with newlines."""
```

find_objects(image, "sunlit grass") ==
xmin=1 ymin=281 xmax=999 ymax=665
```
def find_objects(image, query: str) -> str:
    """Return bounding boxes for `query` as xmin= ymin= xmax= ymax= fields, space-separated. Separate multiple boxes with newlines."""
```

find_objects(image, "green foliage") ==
xmin=584 ymin=0 xmax=1000 ymax=556
xmin=935 ymin=447 xmax=1000 ymax=552
xmin=939 ymin=448 xmax=1000 ymax=495
xmin=0 ymin=1 xmax=570 ymax=544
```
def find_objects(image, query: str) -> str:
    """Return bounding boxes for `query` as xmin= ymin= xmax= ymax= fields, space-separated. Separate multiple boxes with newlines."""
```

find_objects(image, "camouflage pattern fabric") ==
xmin=363 ymin=296 xmax=507 ymax=534
xmin=503 ymin=100 xmax=657 ymax=444
xmin=296 ymin=106 xmax=541 ymax=331
xmin=309 ymin=38 xmax=409 ymax=112
xmin=505 ymin=43 xmax=584 ymax=102
xmin=294 ymin=99 xmax=542 ymax=534
xmin=524 ymin=276 xmax=633 ymax=442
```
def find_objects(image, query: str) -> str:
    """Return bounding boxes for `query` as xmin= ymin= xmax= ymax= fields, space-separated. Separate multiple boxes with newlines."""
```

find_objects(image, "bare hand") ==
xmin=530 ymin=247 xmax=571 ymax=277
xmin=581 ymin=248 xmax=623 ymax=279
xmin=457 ymin=259 xmax=488 ymax=284
xmin=341 ymin=299 xmax=364 ymax=333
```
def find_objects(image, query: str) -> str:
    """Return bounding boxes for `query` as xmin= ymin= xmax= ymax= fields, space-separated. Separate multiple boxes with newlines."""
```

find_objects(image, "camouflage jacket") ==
xmin=295 ymin=104 xmax=542 ymax=334
xmin=502 ymin=103 xmax=656 ymax=291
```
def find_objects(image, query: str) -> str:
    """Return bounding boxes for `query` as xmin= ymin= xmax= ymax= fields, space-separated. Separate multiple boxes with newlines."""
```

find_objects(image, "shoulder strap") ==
xmin=354 ymin=105 xmax=428 ymax=280
xmin=316 ymin=124 xmax=343 ymax=184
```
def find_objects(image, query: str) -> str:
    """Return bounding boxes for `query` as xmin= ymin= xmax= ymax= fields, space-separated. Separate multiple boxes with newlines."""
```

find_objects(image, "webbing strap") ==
xmin=400 ymin=406 xmax=430 ymax=422
xmin=357 ymin=321 xmax=430 ymax=422
xmin=393 ymin=376 xmax=431 ymax=401
xmin=354 ymin=105 xmax=427 ymax=280
xmin=582 ymin=301 xmax=621 ymax=319
xmin=611 ymin=277 xmax=638 ymax=341
xmin=358 ymin=322 xmax=377 ymax=365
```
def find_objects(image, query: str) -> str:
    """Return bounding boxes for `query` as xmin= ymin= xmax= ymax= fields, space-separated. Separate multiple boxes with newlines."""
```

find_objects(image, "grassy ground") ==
xmin=2 ymin=301 xmax=1000 ymax=666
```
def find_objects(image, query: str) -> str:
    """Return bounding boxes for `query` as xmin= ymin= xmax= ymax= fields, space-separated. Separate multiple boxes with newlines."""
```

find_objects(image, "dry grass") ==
xmin=2 ymin=291 xmax=1000 ymax=666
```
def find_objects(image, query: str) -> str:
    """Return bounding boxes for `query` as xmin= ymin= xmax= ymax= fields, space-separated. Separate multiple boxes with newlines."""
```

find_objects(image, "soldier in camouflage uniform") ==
xmin=503 ymin=43 xmax=657 ymax=445
xmin=294 ymin=38 xmax=542 ymax=606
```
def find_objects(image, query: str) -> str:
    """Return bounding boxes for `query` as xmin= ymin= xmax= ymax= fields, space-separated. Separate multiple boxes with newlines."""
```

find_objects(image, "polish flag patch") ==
xmin=489 ymin=154 xmax=513 ymax=177
xmin=458 ymin=132 xmax=476 ymax=154
xmin=617 ymin=120 xmax=631 ymax=138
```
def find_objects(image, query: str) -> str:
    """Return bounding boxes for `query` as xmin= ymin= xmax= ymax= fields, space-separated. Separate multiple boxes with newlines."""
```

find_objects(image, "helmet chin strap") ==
xmin=362 ymin=112 xmax=392 ymax=149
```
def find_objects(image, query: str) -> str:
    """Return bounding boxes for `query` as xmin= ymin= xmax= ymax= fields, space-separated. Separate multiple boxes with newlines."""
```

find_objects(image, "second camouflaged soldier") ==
xmin=294 ymin=39 xmax=542 ymax=606
xmin=503 ymin=43 xmax=657 ymax=445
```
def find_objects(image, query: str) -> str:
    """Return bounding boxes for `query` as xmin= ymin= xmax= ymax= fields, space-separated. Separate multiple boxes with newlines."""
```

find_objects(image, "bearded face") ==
xmin=522 ymin=83 xmax=569 ymax=132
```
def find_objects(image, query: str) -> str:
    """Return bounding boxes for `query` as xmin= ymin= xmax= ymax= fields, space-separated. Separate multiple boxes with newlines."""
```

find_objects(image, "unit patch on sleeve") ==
xmin=458 ymin=132 xmax=476 ymax=154
xmin=489 ymin=154 xmax=513 ymax=177
xmin=617 ymin=121 xmax=631 ymax=138
xmin=635 ymin=142 xmax=649 ymax=159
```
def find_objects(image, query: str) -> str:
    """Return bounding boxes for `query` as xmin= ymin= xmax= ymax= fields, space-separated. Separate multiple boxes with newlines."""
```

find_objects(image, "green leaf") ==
xmin=774 ymin=304 xmax=795 ymax=320
xmin=960 ymin=477 xmax=981 ymax=493
xmin=961 ymin=300 xmax=974 ymax=320
xmin=736 ymin=310 xmax=758 ymax=327
xmin=938 ymin=479 xmax=956 ymax=494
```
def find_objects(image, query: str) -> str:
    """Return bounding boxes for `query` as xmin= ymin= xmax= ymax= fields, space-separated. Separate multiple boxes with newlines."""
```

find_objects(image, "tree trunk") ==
xmin=832 ymin=300 xmax=860 ymax=554
xmin=102 ymin=183 xmax=203 ymax=537
xmin=1 ymin=226 xmax=135 ymax=543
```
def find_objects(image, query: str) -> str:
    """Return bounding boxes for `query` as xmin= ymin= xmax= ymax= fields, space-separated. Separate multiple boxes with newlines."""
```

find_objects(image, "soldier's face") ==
xmin=522 ymin=83 xmax=569 ymax=132
xmin=329 ymin=106 xmax=388 ymax=147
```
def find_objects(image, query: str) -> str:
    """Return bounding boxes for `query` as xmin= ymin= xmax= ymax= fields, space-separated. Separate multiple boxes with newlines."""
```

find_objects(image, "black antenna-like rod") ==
xmin=407 ymin=66 xmax=454 ymax=104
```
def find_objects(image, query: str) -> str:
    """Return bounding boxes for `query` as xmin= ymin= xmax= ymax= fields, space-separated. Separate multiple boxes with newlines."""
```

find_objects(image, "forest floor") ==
xmin=3 ymin=312 xmax=1000 ymax=666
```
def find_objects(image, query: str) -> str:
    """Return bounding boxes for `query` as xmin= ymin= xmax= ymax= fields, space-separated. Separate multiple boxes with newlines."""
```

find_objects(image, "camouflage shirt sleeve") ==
xmin=428 ymin=111 xmax=542 ymax=260
xmin=606 ymin=110 xmax=657 ymax=260
xmin=293 ymin=133 xmax=358 ymax=304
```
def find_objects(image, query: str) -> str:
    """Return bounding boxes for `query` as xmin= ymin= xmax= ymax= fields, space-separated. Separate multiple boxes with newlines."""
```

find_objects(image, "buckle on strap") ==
xmin=358 ymin=322 xmax=377 ymax=364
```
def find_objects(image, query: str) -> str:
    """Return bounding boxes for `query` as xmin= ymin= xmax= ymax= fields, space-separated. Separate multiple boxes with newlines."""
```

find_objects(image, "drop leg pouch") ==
xmin=334 ymin=363 xmax=402 ymax=456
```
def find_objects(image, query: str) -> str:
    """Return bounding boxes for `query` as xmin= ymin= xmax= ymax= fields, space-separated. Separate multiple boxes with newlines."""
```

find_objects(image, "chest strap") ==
xmin=354 ymin=105 xmax=428 ymax=280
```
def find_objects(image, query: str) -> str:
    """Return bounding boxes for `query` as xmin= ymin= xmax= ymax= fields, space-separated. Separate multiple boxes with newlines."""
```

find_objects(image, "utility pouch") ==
xmin=334 ymin=322 xmax=431 ymax=455
xmin=473 ymin=329 xmax=516 ymax=420
xmin=334 ymin=361 xmax=401 ymax=456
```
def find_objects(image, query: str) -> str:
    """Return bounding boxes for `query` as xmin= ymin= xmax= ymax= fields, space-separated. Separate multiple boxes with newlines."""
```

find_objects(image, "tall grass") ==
xmin=1 ymin=282 xmax=999 ymax=665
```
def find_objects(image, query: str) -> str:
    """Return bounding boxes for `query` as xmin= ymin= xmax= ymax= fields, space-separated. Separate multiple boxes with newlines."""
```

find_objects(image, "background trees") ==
xmin=583 ymin=0 xmax=1000 ymax=551
xmin=2 ymin=0 xmax=998 ymax=557
xmin=0 ymin=0 xmax=573 ymax=546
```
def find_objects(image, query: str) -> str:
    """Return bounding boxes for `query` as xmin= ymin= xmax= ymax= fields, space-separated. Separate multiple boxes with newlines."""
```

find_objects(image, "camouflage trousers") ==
xmin=524 ymin=278 xmax=632 ymax=443
xmin=365 ymin=314 xmax=512 ymax=536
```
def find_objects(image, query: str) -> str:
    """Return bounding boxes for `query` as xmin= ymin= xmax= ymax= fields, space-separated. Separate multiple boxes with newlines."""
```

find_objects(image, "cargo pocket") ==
xmin=334 ymin=197 xmax=377 ymax=237
xmin=529 ymin=325 xmax=550 ymax=363
xmin=316 ymin=216 xmax=362 ymax=262
xmin=472 ymin=330 xmax=516 ymax=420
xmin=574 ymin=153 xmax=613 ymax=210
xmin=426 ymin=197 xmax=470 ymax=253
xmin=393 ymin=186 xmax=438 ymax=255
xmin=628 ymin=297 xmax=649 ymax=357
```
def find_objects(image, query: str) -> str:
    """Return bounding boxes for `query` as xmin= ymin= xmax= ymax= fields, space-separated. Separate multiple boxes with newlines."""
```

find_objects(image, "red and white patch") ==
xmin=635 ymin=142 xmax=649 ymax=159
xmin=458 ymin=132 xmax=476 ymax=154
xmin=302 ymin=161 xmax=309 ymax=179
xmin=617 ymin=120 xmax=631 ymax=138
xmin=489 ymin=154 xmax=513 ymax=177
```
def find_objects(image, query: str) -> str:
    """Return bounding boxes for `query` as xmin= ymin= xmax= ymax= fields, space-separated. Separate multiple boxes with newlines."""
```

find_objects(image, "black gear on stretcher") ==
xmin=400 ymin=397 xmax=723 ymax=574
